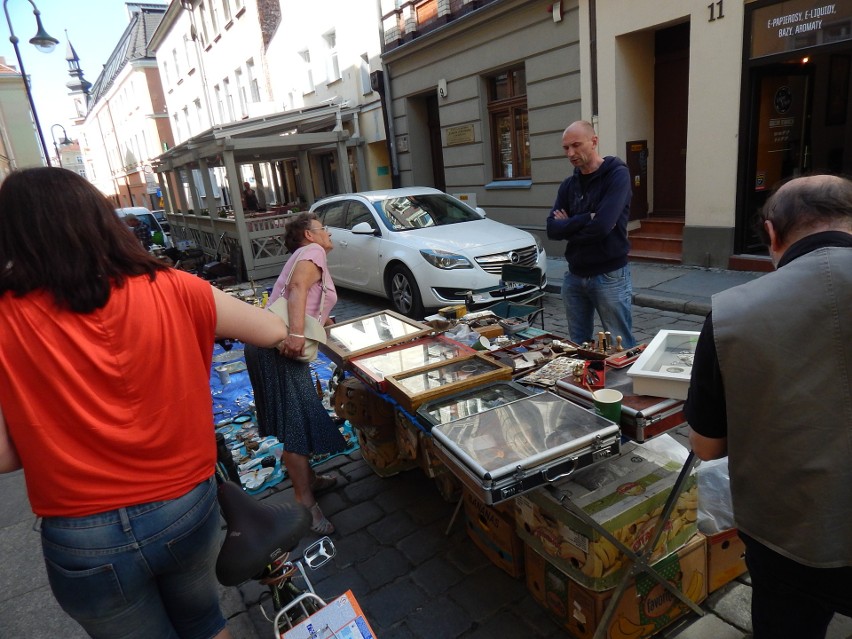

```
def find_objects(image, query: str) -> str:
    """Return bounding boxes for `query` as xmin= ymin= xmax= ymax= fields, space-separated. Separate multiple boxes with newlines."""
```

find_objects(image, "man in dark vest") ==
xmin=686 ymin=174 xmax=852 ymax=639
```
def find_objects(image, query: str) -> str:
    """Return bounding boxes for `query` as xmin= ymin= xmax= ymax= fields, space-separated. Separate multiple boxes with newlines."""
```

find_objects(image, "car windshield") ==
xmin=375 ymin=194 xmax=482 ymax=231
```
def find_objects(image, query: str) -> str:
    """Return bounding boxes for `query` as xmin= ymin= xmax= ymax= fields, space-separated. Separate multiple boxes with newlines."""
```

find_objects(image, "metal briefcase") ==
xmin=430 ymin=391 xmax=620 ymax=505
xmin=555 ymin=366 xmax=686 ymax=442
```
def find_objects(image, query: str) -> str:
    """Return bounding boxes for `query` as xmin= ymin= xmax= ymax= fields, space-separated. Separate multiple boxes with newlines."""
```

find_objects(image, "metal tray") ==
xmin=431 ymin=391 xmax=620 ymax=505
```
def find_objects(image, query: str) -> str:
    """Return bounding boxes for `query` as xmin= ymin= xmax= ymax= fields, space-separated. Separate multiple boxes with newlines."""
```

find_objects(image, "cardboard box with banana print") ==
xmin=524 ymin=532 xmax=707 ymax=639
xmin=515 ymin=440 xmax=698 ymax=591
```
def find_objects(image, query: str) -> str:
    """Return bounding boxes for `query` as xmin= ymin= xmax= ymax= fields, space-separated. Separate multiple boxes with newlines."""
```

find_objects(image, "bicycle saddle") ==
xmin=215 ymin=480 xmax=311 ymax=586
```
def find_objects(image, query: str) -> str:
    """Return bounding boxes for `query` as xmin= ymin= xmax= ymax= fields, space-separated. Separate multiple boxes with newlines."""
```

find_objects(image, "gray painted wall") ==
xmin=384 ymin=0 xmax=582 ymax=250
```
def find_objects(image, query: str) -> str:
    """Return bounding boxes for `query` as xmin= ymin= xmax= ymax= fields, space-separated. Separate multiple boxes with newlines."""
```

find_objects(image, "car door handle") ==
xmin=338 ymin=240 xmax=349 ymax=247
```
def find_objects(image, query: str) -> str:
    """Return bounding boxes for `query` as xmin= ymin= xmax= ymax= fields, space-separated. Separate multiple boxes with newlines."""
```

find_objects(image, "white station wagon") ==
xmin=309 ymin=187 xmax=547 ymax=318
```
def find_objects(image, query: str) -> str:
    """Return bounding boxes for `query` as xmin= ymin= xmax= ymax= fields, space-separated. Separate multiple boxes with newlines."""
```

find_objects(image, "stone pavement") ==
xmin=2 ymin=263 xmax=851 ymax=639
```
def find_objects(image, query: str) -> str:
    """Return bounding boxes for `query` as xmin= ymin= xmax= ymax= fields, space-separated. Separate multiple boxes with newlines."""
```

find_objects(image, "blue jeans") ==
xmin=39 ymin=477 xmax=226 ymax=639
xmin=561 ymin=265 xmax=636 ymax=348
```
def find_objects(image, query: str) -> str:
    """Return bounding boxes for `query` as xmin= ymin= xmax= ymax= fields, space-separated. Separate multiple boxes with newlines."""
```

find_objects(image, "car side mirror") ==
xmin=475 ymin=207 xmax=487 ymax=218
xmin=351 ymin=221 xmax=379 ymax=236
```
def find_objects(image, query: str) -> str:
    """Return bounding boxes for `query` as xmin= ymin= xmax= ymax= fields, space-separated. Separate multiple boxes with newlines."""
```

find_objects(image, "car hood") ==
xmin=392 ymin=218 xmax=535 ymax=254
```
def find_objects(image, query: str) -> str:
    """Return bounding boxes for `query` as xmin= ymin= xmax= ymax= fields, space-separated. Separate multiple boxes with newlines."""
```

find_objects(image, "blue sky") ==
xmin=0 ymin=0 xmax=160 ymax=143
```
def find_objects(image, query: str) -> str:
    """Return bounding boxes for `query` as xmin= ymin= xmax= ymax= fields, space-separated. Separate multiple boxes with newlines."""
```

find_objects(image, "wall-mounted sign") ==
xmin=446 ymin=124 xmax=475 ymax=146
xmin=751 ymin=1 xmax=852 ymax=59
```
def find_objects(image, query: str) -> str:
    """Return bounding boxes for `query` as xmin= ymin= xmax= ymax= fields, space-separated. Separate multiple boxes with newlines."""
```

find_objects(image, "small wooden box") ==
xmin=384 ymin=353 xmax=513 ymax=412
xmin=349 ymin=335 xmax=475 ymax=393
xmin=321 ymin=310 xmax=431 ymax=365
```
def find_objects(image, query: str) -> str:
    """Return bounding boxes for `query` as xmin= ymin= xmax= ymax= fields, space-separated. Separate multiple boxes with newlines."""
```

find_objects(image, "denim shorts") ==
xmin=39 ymin=476 xmax=226 ymax=639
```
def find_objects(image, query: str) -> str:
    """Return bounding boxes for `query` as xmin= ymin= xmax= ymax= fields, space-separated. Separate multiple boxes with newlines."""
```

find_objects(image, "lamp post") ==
xmin=3 ymin=0 xmax=59 ymax=167
xmin=50 ymin=123 xmax=70 ymax=167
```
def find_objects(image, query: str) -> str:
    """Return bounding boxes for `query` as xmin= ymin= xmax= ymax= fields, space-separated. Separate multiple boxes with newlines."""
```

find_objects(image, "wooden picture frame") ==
xmin=348 ymin=335 xmax=476 ymax=393
xmin=826 ymin=54 xmax=850 ymax=126
xmin=384 ymin=353 xmax=513 ymax=412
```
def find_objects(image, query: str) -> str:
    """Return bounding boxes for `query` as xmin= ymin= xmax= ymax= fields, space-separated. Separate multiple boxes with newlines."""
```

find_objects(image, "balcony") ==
xmin=381 ymin=0 xmax=498 ymax=50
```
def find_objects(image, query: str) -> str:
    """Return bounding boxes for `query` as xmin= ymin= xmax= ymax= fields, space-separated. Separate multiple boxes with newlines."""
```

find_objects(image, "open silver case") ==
xmin=430 ymin=391 xmax=620 ymax=505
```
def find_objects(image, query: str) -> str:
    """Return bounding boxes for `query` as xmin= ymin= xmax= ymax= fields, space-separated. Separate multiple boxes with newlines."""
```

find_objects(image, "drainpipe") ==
xmin=589 ymin=0 xmax=598 ymax=117
xmin=376 ymin=0 xmax=400 ymax=187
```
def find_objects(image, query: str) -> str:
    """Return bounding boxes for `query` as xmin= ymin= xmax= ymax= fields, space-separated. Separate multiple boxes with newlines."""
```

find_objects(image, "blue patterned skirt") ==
xmin=244 ymin=344 xmax=345 ymax=457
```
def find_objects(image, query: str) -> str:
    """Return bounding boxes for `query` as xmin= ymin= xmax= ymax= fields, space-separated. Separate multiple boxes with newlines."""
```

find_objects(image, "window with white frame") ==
xmin=199 ymin=1 xmax=210 ymax=43
xmin=359 ymin=53 xmax=371 ymax=95
xmin=183 ymin=106 xmax=192 ymax=136
xmin=224 ymin=77 xmax=235 ymax=121
xmin=173 ymin=112 xmax=182 ymax=141
xmin=172 ymin=48 xmax=181 ymax=78
xmin=234 ymin=0 xmax=243 ymax=11
xmin=246 ymin=58 xmax=260 ymax=102
xmin=214 ymin=84 xmax=224 ymax=123
xmin=235 ymin=67 xmax=247 ymax=117
xmin=299 ymin=50 xmax=314 ymax=94
xmin=162 ymin=60 xmax=170 ymax=88
xmin=221 ymin=0 xmax=231 ymax=23
xmin=210 ymin=0 xmax=219 ymax=32
xmin=323 ymin=31 xmax=340 ymax=83
xmin=194 ymin=98 xmax=204 ymax=131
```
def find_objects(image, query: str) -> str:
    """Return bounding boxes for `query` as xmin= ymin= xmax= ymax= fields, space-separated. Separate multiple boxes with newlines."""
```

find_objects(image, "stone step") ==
xmin=629 ymin=234 xmax=683 ymax=254
xmin=629 ymin=248 xmax=683 ymax=264
xmin=637 ymin=217 xmax=685 ymax=237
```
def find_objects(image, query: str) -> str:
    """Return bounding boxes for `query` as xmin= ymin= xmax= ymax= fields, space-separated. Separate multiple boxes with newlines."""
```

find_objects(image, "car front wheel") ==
xmin=386 ymin=264 xmax=424 ymax=319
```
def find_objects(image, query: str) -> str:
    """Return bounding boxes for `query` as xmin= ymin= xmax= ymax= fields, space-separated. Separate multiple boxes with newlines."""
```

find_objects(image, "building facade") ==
xmin=79 ymin=3 xmax=174 ymax=208
xmin=148 ymin=0 xmax=392 ymax=279
xmin=379 ymin=0 xmax=852 ymax=268
xmin=0 ymin=57 xmax=45 ymax=177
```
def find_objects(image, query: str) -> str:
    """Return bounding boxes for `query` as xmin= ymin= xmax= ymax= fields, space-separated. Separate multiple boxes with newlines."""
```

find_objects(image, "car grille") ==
xmin=474 ymin=245 xmax=539 ymax=274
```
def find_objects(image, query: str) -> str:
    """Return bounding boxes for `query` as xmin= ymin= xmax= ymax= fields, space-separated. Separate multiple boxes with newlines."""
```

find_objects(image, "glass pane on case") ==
xmin=419 ymin=382 xmax=534 ymax=427
xmin=354 ymin=338 xmax=468 ymax=382
xmin=327 ymin=312 xmax=426 ymax=355
xmin=395 ymin=358 xmax=497 ymax=395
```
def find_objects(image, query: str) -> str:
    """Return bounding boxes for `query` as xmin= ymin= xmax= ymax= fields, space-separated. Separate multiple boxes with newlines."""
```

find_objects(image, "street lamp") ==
xmin=3 ymin=0 xmax=59 ymax=167
xmin=50 ymin=123 xmax=70 ymax=167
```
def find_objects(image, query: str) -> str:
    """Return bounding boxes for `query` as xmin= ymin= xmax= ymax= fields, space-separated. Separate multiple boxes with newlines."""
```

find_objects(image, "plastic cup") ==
xmin=215 ymin=366 xmax=231 ymax=384
xmin=593 ymin=389 xmax=623 ymax=423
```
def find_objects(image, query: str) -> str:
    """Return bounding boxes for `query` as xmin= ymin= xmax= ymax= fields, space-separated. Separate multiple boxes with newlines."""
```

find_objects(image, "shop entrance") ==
xmin=740 ymin=64 xmax=813 ymax=253
xmin=738 ymin=0 xmax=852 ymax=255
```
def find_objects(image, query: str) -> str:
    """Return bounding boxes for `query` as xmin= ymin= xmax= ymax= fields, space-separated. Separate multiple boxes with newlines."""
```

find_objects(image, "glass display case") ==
xmin=430 ymin=391 xmax=621 ymax=505
xmin=627 ymin=330 xmax=700 ymax=399
xmin=348 ymin=335 xmax=475 ymax=393
xmin=383 ymin=353 xmax=513 ymax=412
xmin=321 ymin=310 xmax=432 ymax=365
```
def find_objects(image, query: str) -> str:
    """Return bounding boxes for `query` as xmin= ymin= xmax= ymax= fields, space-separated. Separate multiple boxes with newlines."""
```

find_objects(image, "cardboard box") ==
xmin=515 ymin=442 xmax=698 ymax=591
xmin=525 ymin=534 xmax=707 ymax=639
xmin=706 ymin=528 xmax=747 ymax=592
xmin=463 ymin=488 xmax=524 ymax=578
xmin=352 ymin=425 xmax=417 ymax=478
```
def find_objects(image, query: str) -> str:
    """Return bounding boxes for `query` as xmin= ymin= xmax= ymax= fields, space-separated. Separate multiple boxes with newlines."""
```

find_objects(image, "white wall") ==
xmin=590 ymin=1 xmax=745 ymax=228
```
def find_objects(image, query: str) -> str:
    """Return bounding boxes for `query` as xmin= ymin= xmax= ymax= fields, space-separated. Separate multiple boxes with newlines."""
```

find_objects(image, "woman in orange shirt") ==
xmin=0 ymin=168 xmax=290 ymax=639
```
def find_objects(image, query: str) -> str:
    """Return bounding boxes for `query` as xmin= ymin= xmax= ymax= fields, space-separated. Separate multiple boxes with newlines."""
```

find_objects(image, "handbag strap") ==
xmin=283 ymin=245 xmax=328 ymax=323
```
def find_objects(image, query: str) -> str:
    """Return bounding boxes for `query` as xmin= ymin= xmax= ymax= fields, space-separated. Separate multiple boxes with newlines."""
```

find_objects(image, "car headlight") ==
xmin=419 ymin=249 xmax=473 ymax=270
xmin=535 ymin=236 xmax=545 ymax=254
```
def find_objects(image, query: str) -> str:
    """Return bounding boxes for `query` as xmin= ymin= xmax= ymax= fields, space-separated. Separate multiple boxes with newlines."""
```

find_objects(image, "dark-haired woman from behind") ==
xmin=0 ymin=167 xmax=292 ymax=639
